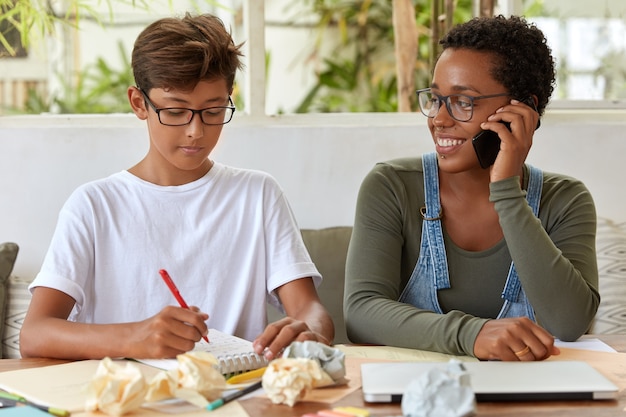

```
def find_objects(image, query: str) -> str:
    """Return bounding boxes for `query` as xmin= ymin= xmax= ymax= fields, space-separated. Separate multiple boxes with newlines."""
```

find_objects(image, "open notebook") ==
xmin=361 ymin=361 xmax=619 ymax=402
xmin=135 ymin=328 xmax=269 ymax=376
xmin=0 ymin=360 xmax=162 ymax=412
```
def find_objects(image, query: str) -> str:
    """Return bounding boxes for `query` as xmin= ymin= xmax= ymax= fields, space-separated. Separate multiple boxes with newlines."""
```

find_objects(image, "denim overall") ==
xmin=398 ymin=152 xmax=543 ymax=320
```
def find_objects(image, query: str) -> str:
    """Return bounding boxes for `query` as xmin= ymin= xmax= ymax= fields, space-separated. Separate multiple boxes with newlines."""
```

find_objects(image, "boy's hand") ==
xmin=129 ymin=305 xmax=209 ymax=358
xmin=252 ymin=317 xmax=331 ymax=360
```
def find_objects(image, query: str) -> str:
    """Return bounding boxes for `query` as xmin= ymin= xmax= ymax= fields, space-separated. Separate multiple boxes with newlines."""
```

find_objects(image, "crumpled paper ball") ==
xmin=145 ymin=351 xmax=227 ymax=407
xmin=401 ymin=360 xmax=476 ymax=417
xmin=282 ymin=341 xmax=348 ymax=386
xmin=262 ymin=357 xmax=327 ymax=406
xmin=85 ymin=357 xmax=149 ymax=416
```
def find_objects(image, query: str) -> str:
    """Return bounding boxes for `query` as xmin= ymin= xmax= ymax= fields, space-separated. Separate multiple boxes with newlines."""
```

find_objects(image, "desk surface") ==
xmin=1 ymin=334 xmax=625 ymax=417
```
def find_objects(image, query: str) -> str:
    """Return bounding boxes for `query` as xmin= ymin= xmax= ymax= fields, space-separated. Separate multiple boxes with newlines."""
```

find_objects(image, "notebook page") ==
xmin=135 ymin=329 xmax=268 ymax=374
xmin=0 ymin=360 xmax=161 ymax=412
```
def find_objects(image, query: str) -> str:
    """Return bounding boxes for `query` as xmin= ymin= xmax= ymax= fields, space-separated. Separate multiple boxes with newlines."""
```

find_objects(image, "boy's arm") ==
xmin=19 ymin=287 xmax=209 ymax=359
xmin=253 ymin=277 xmax=335 ymax=360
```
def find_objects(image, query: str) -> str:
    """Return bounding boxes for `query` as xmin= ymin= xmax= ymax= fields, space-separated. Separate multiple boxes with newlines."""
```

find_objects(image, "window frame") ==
xmin=239 ymin=0 xmax=625 ymax=117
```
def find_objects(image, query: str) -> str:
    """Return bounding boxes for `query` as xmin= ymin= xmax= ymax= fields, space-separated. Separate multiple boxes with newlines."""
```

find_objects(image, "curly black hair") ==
xmin=439 ymin=15 xmax=555 ymax=115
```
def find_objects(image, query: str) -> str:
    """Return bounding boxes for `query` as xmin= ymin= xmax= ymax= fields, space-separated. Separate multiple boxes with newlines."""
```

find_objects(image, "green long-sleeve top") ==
xmin=344 ymin=156 xmax=600 ymax=357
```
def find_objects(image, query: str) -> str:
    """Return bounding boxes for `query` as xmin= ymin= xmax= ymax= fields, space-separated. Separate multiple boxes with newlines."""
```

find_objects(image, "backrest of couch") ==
xmin=3 ymin=227 xmax=355 ymax=357
xmin=0 ymin=242 xmax=22 ymax=359
xmin=283 ymin=221 xmax=626 ymax=340
xmin=589 ymin=217 xmax=626 ymax=334
xmin=267 ymin=227 xmax=352 ymax=345
xmin=2 ymin=276 xmax=30 ymax=358
xmin=3 ymin=219 xmax=624 ymax=358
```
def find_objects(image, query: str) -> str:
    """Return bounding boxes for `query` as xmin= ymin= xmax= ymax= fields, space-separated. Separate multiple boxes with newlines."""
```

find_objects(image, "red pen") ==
xmin=159 ymin=268 xmax=209 ymax=343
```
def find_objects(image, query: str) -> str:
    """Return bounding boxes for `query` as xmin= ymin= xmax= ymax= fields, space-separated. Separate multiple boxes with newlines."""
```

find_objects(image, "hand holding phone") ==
xmin=472 ymin=121 xmax=511 ymax=169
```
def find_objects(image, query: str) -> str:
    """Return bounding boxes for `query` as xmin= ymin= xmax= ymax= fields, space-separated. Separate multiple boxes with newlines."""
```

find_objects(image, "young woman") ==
xmin=344 ymin=15 xmax=598 ymax=361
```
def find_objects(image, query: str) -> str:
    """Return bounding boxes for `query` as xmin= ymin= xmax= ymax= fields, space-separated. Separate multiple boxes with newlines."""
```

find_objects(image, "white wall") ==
xmin=1 ymin=110 xmax=625 ymax=281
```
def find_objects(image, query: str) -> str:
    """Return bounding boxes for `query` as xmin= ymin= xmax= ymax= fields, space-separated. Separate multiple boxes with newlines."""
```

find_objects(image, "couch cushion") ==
xmin=3 ymin=275 xmax=31 ymax=358
xmin=267 ymin=227 xmax=352 ymax=344
xmin=591 ymin=217 xmax=626 ymax=334
xmin=0 ymin=242 xmax=19 ymax=358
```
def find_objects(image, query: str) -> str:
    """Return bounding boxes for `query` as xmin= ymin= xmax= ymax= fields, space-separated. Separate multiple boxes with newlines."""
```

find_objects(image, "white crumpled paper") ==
xmin=282 ymin=340 xmax=348 ymax=385
xmin=86 ymin=352 xmax=228 ymax=416
xmin=145 ymin=351 xmax=227 ymax=407
xmin=261 ymin=357 xmax=324 ymax=406
xmin=262 ymin=341 xmax=348 ymax=407
xmin=401 ymin=360 xmax=476 ymax=417
xmin=85 ymin=357 xmax=149 ymax=416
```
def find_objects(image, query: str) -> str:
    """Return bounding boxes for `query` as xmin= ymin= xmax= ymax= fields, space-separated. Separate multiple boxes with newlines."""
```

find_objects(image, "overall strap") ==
xmin=421 ymin=153 xmax=450 ymax=289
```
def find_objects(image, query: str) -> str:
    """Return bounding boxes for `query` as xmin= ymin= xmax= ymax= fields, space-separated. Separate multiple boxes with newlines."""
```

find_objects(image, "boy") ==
xmin=20 ymin=13 xmax=334 ymax=360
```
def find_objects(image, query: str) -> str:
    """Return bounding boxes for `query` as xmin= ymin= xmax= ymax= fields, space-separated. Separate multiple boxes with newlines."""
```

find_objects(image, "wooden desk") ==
xmin=1 ymin=335 xmax=625 ymax=417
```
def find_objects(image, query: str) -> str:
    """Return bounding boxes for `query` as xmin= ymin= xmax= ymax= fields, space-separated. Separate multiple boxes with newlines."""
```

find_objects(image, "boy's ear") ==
xmin=128 ymin=87 xmax=148 ymax=120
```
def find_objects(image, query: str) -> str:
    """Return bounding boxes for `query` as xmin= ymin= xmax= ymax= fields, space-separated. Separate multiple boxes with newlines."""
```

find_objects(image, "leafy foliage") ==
xmin=0 ymin=0 xmax=225 ymax=57
xmin=1 ymin=0 xmax=223 ymax=114
xmin=290 ymin=0 xmax=472 ymax=113
xmin=0 ymin=0 xmax=147 ymax=57
xmin=20 ymin=41 xmax=133 ymax=114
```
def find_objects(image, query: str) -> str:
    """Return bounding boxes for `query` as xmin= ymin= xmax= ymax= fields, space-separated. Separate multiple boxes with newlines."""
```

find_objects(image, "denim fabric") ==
xmin=398 ymin=152 xmax=542 ymax=320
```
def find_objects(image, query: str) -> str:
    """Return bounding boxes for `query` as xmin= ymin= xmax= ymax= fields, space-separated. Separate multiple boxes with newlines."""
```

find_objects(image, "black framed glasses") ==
xmin=416 ymin=88 xmax=510 ymax=122
xmin=139 ymin=88 xmax=235 ymax=126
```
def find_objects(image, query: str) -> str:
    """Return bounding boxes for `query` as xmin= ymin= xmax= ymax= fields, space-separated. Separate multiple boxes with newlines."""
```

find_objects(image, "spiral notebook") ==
xmin=135 ymin=328 xmax=269 ymax=375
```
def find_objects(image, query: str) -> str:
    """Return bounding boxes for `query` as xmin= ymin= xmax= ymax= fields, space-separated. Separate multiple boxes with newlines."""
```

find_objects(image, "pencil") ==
xmin=159 ymin=269 xmax=209 ymax=343
xmin=206 ymin=380 xmax=263 ymax=411
xmin=0 ymin=392 xmax=70 ymax=417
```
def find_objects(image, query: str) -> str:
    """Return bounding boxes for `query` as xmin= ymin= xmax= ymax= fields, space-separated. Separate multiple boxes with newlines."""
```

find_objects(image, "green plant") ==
xmin=595 ymin=49 xmax=626 ymax=100
xmin=0 ymin=0 xmax=132 ymax=57
xmin=1 ymin=0 xmax=231 ymax=114
xmin=20 ymin=40 xmax=133 ymax=114
xmin=289 ymin=0 xmax=473 ymax=113
xmin=0 ymin=1 xmax=226 ymax=57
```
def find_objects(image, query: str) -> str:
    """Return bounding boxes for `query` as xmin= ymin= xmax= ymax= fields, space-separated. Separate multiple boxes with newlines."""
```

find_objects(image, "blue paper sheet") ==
xmin=0 ymin=405 xmax=51 ymax=417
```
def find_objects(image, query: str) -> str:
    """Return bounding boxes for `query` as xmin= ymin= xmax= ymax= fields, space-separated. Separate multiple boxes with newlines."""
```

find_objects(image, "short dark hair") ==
xmin=440 ymin=15 xmax=555 ymax=115
xmin=132 ymin=13 xmax=244 ymax=93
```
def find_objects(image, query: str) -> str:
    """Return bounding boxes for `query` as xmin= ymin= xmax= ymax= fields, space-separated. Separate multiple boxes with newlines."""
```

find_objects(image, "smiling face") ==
xmin=429 ymin=48 xmax=511 ymax=172
xmin=128 ymin=78 xmax=231 ymax=185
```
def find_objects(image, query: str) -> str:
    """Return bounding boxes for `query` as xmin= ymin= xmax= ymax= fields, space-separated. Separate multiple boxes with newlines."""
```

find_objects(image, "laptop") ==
xmin=361 ymin=361 xmax=619 ymax=402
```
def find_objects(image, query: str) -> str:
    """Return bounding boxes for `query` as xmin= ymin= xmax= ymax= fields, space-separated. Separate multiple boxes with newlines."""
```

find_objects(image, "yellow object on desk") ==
xmin=332 ymin=406 xmax=371 ymax=416
xmin=226 ymin=367 xmax=267 ymax=384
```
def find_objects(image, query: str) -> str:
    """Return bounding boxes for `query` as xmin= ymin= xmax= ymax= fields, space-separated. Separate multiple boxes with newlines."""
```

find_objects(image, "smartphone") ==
xmin=472 ymin=121 xmax=511 ymax=169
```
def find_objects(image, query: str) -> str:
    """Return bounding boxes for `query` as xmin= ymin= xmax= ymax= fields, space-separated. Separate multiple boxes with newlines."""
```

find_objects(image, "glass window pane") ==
xmin=523 ymin=0 xmax=626 ymax=103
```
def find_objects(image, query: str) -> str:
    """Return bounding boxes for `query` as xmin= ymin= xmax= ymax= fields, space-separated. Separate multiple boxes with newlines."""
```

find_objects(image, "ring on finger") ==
xmin=514 ymin=345 xmax=531 ymax=357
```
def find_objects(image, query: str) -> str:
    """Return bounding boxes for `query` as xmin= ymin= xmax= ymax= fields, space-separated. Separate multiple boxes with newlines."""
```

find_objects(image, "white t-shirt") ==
xmin=31 ymin=162 xmax=321 ymax=341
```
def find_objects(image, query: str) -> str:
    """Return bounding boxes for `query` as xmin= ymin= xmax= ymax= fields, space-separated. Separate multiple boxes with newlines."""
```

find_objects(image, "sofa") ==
xmin=0 ymin=227 xmax=353 ymax=358
xmin=2 ymin=219 xmax=625 ymax=358
xmin=0 ymin=242 xmax=27 ymax=359
xmin=266 ymin=227 xmax=352 ymax=345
